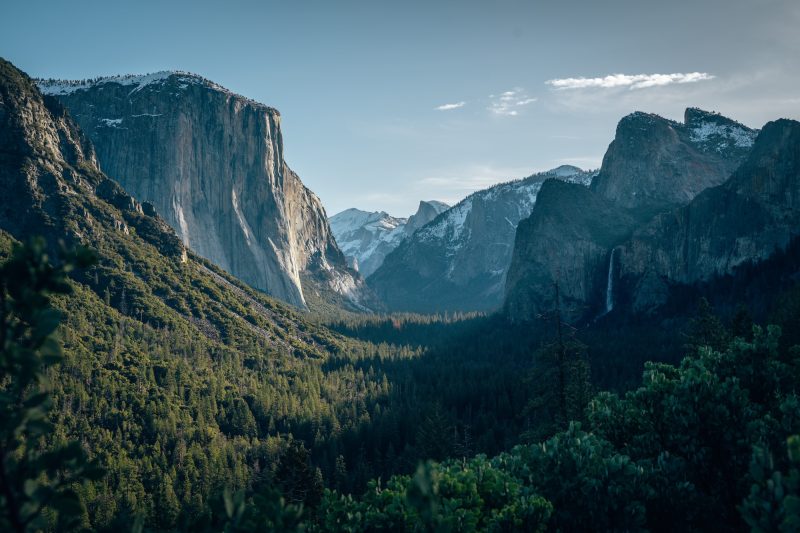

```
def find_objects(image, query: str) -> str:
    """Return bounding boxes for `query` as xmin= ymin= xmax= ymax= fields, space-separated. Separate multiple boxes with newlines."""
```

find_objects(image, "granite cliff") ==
xmin=591 ymin=108 xmax=757 ymax=214
xmin=617 ymin=119 xmax=800 ymax=313
xmin=37 ymin=72 xmax=366 ymax=310
xmin=504 ymin=179 xmax=638 ymax=322
xmin=506 ymin=109 xmax=761 ymax=322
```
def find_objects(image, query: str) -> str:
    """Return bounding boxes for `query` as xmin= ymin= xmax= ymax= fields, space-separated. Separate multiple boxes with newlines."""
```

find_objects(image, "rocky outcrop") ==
xmin=404 ymin=200 xmax=450 ymax=236
xmin=37 ymin=72 xmax=365 ymax=310
xmin=591 ymin=108 xmax=757 ymax=215
xmin=504 ymin=179 xmax=638 ymax=322
xmin=0 ymin=59 xmax=186 ymax=263
xmin=368 ymin=166 xmax=595 ymax=313
xmin=617 ymin=119 xmax=800 ymax=312
xmin=505 ymin=109 xmax=760 ymax=323
xmin=329 ymin=200 xmax=449 ymax=277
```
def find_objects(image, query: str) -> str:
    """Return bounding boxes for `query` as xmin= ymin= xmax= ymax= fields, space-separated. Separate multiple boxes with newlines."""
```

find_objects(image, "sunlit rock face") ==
xmin=39 ymin=72 xmax=367 ymax=309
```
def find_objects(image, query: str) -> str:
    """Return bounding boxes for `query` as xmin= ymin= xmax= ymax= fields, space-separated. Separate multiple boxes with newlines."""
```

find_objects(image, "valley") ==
xmin=1 ymin=9 xmax=800 ymax=528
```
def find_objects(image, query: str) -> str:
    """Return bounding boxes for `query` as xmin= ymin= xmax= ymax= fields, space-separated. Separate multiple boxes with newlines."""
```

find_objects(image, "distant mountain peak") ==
xmin=329 ymin=200 xmax=449 ymax=277
xmin=368 ymin=167 xmax=595 ymax=313
xmin=546 ymin=165 xmax=587 ymax=177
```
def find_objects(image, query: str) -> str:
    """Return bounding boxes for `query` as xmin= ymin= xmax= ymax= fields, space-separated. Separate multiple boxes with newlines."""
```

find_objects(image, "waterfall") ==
xmin=605 ymin=248 xmax=617 ymax=314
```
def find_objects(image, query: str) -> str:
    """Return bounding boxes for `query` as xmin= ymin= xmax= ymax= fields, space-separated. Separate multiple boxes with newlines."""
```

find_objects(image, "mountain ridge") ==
xmin=329 ymin=200 xmax=449 ymax=276
xmin=368 ymin=166 xmax=595 ymax=313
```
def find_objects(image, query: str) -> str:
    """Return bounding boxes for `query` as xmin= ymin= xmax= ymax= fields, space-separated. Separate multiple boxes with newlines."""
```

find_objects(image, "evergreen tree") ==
xmin=684 ymin=297 xmax=730 ymax=354
xmin=524 ymin=280 xmax=591 ymax=442
xmin=274 ymin=441 xmax=324 ymax=507
xmin=0 ymin=238 xmax=100 ymax=532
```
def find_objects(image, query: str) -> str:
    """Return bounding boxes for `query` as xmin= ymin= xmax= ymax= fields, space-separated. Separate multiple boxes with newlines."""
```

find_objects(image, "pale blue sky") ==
xmin=3 ymin=0 xmax=799 ymax=216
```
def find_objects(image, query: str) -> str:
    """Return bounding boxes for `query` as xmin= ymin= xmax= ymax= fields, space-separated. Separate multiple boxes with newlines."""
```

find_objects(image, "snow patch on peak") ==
xmin=330 ymin=201 xmax=449 ymax=277
xmin=330 ymin=209 xmax=405 ymax=237
xmin=36 ymin=71 xmax=278 ymax=114
xmin=37 ymin=71 xmax=181 ymax=95
xmin=689 ymin=120 xmax=757 ymax=149
xmin=415 ymin=167 xmax=596 ymax=267
xmin=419 ymin=198 xmax=473 ymax=242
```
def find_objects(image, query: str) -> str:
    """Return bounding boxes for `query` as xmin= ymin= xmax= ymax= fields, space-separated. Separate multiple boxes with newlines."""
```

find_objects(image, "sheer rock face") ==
xmin=504 ymin=179 xmax=638 ymax=323
xmin=591 ymin=108 xmax=757 ymax=214
xmin=329 ymin=200 xmax=449 ymax=277
xmin=618 ymin=119 xmax=800 ymax=312
xmin=505 ymin=109 xmax=761 ymax=323
xmin=37 ymin=72 xmax=363 ymax=309
xmin=368 ymin=167 xmax=594 ymax=313
xmin=404 ymin=200 xmax=450 ymax=236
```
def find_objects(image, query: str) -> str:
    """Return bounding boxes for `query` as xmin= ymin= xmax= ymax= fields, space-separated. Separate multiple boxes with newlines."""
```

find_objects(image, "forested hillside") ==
xmin=4 ymin=233 xmax=800 ymax=531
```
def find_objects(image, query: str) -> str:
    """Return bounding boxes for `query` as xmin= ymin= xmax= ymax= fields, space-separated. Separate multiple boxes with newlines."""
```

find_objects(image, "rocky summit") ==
xmin=368 ymin=166 xmax=595 ymax=313
xmin=591 ymin=108 xmax=757 ymax=215
xmin=329 ymin=200 xmax=449 ymax=277
xmin=617 ymin=118 xmax=800 ymax=313
xmin=37 ymin=72 xmax=367 ymax=310
xmin=504 ymin=108 xmax=798 ymax=324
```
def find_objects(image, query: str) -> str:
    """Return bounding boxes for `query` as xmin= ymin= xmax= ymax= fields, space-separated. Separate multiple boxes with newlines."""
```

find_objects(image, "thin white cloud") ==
xmin=488 ymin=88 xmax=537 ymax=116
xmin=436 ymin=101 xmax=466 ymax=111
xmin=547 ymin=72 xmax=715 ymax=90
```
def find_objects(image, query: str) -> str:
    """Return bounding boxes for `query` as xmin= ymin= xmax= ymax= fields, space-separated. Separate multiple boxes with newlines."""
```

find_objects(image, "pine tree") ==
xmin=684 ymin=298 xmax=730 ymax=354
xmin=0 ymin=238 xmax=101 ymax=532
xmin=523 ymin=280 xmax=591 ymax=442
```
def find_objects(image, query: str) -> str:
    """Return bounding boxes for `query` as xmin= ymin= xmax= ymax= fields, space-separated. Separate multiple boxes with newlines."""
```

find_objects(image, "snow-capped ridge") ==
xmin=417 ymin=166 xmax=594 ymax=244
xmin=36 ymin=71 xmax=277 ymax=113
xmin=329 ymin=201 xmax=449 ymax=277
xmin=368 ymin=166 xmax=595 ymax=312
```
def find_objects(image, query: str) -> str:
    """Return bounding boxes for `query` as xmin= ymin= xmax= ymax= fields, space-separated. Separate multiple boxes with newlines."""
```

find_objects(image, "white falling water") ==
xmin=605 ymin=248 xmax=617 ymax=314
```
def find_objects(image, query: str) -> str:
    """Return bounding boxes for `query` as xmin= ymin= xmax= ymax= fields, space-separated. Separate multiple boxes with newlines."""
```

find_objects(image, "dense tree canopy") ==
xmin=2 ymin=235 xmax=800 ymax=531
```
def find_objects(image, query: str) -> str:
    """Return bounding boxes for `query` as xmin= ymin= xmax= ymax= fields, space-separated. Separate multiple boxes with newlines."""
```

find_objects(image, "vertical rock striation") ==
xmin=37 ymin=72 xmax=364 ymax=310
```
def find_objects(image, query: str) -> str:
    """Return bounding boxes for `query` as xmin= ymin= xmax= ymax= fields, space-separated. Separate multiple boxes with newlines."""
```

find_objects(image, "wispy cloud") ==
xmin=436 ymin=101 xmax=466 ymax=111
xmin=547 ymin=72 xmax=715 ymax=90
xmin=488 ymin=88 xmax=537 ymax=116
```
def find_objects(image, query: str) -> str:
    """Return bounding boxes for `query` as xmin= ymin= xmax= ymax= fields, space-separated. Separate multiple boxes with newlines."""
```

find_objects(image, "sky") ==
xmin=3 ymin=0 xmax=799 ymax=216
